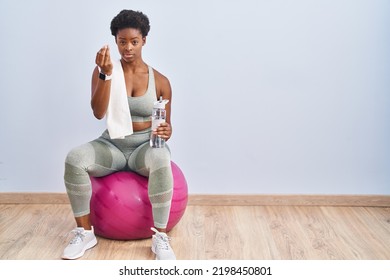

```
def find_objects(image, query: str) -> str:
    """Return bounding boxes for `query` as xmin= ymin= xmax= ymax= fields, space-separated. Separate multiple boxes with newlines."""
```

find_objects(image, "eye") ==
xmin=132 ymin=40 xmax=139 ymax=46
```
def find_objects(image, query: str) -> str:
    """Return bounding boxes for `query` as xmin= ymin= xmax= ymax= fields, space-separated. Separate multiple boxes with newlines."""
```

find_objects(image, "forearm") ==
xmin=91 ymin=77 xmax=111 ymax=119
xmin=92 ymin=45 xmax=113 ymax=119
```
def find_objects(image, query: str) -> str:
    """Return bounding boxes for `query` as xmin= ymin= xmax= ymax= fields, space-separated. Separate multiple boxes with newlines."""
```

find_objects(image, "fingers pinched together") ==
xmin=95 ymin=45 xmax=113 ymax=75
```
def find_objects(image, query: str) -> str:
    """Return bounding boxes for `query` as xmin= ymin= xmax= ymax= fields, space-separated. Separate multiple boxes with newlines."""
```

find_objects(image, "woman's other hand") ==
xmin=154 ymin=122 xmax=172 ymax=141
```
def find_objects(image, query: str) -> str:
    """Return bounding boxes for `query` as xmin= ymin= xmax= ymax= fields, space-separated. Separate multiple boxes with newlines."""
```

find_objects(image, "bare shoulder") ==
xmin=153 ymin=68 xmax=171 ymax=87
xmin=152 ymin=68 xmax=172 ymax=98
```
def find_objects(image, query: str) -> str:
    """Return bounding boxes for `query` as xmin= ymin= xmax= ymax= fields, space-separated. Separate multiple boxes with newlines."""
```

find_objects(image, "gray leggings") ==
xmin=64 ymin=128 xmax=173 ymax=229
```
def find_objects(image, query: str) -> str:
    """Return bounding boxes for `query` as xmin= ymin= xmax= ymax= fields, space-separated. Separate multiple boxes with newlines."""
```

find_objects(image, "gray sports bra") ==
xmin=128 ymin=65 xmax=156 ymax=122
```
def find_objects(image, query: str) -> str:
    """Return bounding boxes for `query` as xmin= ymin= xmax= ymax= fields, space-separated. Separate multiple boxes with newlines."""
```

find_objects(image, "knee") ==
xmin=65 ymin=144 xmax=94 ymax=170
xmin=146 ymin=148 xmax=171 ymax=170
xmin=64 ymin=146 xmax=93 ymax=184
xmin=65 ymin=147 xmax=83 ymax=168
xmin=64 ymin=149 xmax=85 ymax=180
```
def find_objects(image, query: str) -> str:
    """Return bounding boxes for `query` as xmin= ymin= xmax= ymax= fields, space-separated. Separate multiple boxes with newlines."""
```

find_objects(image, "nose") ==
xmin=125 ymin=42 xmax=133 ymax=51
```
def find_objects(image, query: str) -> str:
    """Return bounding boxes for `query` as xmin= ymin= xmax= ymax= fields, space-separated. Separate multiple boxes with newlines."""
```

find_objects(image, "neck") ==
xmin=120 ymin=58 xmax=147 ymax=73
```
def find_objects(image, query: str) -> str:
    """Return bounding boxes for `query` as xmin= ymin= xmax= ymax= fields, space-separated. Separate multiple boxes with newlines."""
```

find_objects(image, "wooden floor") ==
xmin=1 ymin=200 xmax=389 ymax=260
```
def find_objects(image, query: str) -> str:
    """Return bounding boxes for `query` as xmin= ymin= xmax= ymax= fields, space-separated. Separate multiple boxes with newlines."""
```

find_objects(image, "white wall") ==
xmin=0 ymin=0 xmax=389 ymax=194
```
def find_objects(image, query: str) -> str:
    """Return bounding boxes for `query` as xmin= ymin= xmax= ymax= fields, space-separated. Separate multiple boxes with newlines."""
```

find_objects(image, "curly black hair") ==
xmin=110 ymin=10 xmax=150 ymax=37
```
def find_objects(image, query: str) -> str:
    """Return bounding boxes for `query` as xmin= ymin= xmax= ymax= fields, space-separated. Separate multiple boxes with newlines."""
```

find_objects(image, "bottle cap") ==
xmin=154 ymin=96 xmax=169 ymax=109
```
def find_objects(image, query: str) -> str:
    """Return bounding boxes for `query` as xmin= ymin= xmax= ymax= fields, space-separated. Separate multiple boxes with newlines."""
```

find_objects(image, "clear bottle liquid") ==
xmin=150 ymin=97 xmax=169 ymax=148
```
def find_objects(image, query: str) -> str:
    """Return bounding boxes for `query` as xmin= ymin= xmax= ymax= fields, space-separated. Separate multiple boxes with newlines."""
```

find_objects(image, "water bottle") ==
xmin=150 ymin=97 xmax=169 ymax=148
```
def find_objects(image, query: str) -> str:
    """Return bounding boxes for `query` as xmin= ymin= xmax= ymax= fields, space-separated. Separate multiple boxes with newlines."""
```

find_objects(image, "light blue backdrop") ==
xmin=0 ymin=0 xmax=389 ymax=194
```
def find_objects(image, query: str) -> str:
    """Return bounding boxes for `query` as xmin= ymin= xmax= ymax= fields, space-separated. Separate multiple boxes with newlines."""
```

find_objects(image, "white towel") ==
xmin=106 ymin=59 xmax=133 ymax=139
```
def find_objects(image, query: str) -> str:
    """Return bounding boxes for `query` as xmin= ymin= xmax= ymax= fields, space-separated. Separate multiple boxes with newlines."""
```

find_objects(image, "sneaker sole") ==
xmin=62 ymin=237 xmax=98 ymax=260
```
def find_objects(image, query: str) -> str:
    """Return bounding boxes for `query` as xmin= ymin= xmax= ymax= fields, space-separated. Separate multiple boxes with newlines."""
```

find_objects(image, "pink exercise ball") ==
xmin=89 ymin=161 xmax=188 ymax=240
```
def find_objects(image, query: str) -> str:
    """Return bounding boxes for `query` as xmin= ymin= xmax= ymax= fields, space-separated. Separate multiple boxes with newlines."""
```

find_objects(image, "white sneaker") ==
xmin=151 ymin=227 xmax=176 ymax=260
xmin=62 ymin=227 xmax=97 ymax=260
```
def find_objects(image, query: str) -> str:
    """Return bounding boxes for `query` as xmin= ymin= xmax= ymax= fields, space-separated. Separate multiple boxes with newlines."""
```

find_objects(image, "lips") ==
xmin=124 ymin=53 xmax=134 ymax=59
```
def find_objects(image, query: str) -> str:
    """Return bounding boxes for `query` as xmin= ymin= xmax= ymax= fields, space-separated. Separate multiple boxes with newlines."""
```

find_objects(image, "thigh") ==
xmin=128 ymin=142 xmax=171 ymax=177
xmin=67 ymin=138 xmax=127 ymax=177
xmin=90 ymin=139 xmax=128 ymax=176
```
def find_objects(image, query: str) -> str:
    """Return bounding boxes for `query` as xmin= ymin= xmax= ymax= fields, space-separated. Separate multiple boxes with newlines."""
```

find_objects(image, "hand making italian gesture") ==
xmin=95 ymin=45 xmax=113 ymax=75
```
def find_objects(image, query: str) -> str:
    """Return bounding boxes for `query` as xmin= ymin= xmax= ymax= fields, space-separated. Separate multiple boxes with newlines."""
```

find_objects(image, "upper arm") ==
xmin=154 ymin=70 xmax=173 ymax=124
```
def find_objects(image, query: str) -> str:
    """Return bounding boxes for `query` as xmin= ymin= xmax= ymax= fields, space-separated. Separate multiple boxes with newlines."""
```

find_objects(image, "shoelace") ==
xmin=151 ymin=227 xmax=172 ymax=251
xmin=69 ymin=229 xmax=86 ymax=245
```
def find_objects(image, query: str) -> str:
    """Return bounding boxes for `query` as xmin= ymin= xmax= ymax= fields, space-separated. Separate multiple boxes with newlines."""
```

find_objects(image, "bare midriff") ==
xmin=132 ymin=121 xmax=152 ymax=131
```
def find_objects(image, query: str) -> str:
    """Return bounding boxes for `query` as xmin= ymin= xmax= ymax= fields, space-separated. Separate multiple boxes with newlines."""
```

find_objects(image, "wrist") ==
xmin=97 ymin=66 xmax=112 ymax=75
xmin=98 ymin=67 xmax=112 ymax=81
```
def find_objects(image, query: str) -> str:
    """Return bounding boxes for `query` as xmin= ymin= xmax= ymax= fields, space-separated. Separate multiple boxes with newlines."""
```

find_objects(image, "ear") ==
xmin=142 ymin=37 xmax=146 ymax=46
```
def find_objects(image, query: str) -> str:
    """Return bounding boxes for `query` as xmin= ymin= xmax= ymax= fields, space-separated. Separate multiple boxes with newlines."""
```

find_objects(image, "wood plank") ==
xmin=1 ymin=193 xmax=389 ymax=207
xmin=189 ymin=194 xmax=390 ymax=207
xmin=0 ymin=204 xmax=389 ymax=259
xmin=0 ymin=193 xmax=69 ymax=204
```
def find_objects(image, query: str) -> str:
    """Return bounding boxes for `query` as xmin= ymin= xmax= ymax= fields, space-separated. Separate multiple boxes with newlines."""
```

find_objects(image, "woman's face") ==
xmin=116 ymin=28 xmax=146 ymax=63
